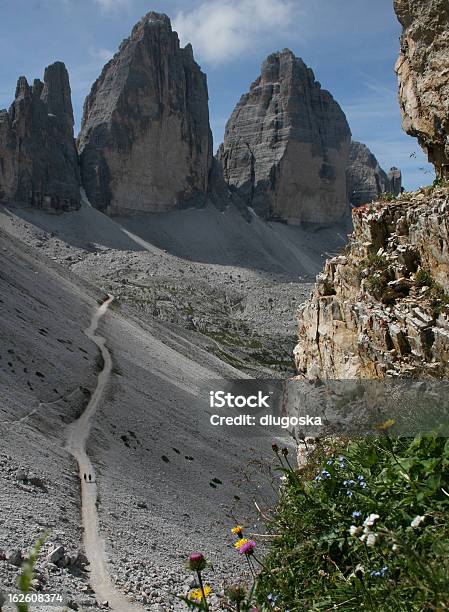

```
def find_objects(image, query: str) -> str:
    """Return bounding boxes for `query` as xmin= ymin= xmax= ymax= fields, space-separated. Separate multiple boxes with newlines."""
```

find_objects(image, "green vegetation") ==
xmin=254 ymin=437 xmax=449 ymax=611
xmin=414 ymin=269 xmax=449 ymax=316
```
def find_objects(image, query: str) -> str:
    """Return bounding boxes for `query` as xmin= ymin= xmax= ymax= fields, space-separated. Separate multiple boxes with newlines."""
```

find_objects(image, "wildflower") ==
xmin=349 ymin=563 xmax=365 ymax=580
xmin=225 ymin=583 xmax=247 ymax=603
xmin=338 ymin=456 xmax=346 ymax=467
xmin=281 ymin=447 xmax=289 ymax=456
xmin=321 ymin=469 xmax=331 ymax=478
xmin=360 ymin=533 xmax=377 ymax=548
xmin=187 ymin=553 xmax=207 ymax=571
xmin=326 ymin=459 xmax=334 ymax=466
xmin=349 ymin=525 xmax=362 ymax=536
xmin=238 ymin=540 xmax=256 ymax=555
xmin=363 ymin=513 xmax=380 ymax=528
xmin=231 ymin=525 xmax=244 ymax=537
xmin=392 ymin=543 xmax=399 ymax=552
xmin=346 ymin=490 xmax=353 ymax=497
xmin=272 ymin=443 xmax=279 ymax=453
xmin=189 ymin=585 xmax=211 ymax=602
xmin=352 ymin=510 xmax=362 ymax=518
xmin=234 ymin=538 xmax=249 ymax=549
xmin=411 ymin=515 xmax=425 ymax=528
xmin=314 ymin=475 xmax=322 ymax=482
xmin=378 ymin=418 xmax=396 ymax=430
xmin=370 ymin=566 xmax=388 ymax=578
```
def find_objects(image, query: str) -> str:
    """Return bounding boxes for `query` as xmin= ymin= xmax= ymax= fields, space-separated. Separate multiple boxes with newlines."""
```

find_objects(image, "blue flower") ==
xmin=357 ymin=475 xmax=365 ymax=481
xmin=346 ymin=490 xmax=353 ymax=497
xmin=352 ymin=510 xmax=362 ymax=518
xmin=315 ymin=475 xmax=322 ymax=482
xmin=321 ymin=470 xmax=331 ymax=478
xmin=326 ymin=459 xmax=334 ymax=466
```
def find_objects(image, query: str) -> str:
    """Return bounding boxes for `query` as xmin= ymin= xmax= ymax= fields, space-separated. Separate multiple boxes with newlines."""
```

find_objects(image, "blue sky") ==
xmin=0 ymin=0 xmax=434 ymax=189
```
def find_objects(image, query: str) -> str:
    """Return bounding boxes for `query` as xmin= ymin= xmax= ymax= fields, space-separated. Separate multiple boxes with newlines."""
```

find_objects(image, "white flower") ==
xmin=392 ymin=543 xmax=399 ymax=552
xmin=349 ymin=525 xmax=362 ymax=536
xmin=366 ymin=533 xmax=378 ymax=547
xmin=363 ymin=513 xmax=380 ymax=528
xmin=411 ymin=515 xmax=425 ymax=528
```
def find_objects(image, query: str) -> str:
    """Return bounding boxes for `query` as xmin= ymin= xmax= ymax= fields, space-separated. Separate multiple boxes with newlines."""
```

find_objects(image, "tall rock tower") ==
xmin=217 ymin=49 xmax=351 ymax=224
xmin=78 ymin=12 xmax=213 ymax=214
xmin=0 ymin=62 xmax=80 ymax=211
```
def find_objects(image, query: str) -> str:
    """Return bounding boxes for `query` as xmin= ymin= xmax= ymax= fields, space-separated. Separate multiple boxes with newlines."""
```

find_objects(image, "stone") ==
xmin=294 ymin=187 xmax=449 ymax=379
xmin=0 ymin=62 xmax=80 ymax=210
xmin=394 ymin=0 xmax=449 ymax=178
xmin=217 ymin=49 xmax=351 ymax=224
xmin=7 ymin=549 xmax=22 ymax=566
xmin=47 ymin=545 xmax=65 ymax=564
xmin=78 ymin=12 xmax=212 ymax=214
xmin=346 ymin=141 xmax=391 ymax=206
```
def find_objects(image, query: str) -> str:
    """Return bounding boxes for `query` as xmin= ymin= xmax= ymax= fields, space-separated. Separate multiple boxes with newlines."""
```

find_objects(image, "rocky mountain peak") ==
xmin=78 ymin=12 xmax=212 ymax=214
xmin=217 ymin=49 xmax=351 ymax=224
xmin=0 ymin=61 xmax=80 ymax=211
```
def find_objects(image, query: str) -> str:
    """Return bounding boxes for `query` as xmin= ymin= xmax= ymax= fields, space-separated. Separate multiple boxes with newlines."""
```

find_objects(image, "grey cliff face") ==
xmin=78 ymin=12 xmax=212 ymax=214
xmin=0 ymin=62 xmax=80 ymax=211
xmin=346 ymin=141 xmax=402 ymax=207
xmin=217 ymin=49 xmax=351 ymax=224
xmin=394 ymin=0 xmax=449 ymax=178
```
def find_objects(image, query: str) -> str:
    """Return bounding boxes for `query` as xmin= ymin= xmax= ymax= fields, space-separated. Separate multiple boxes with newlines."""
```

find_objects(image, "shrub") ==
xmin=254 ymin=436 xmax=449 ymax=611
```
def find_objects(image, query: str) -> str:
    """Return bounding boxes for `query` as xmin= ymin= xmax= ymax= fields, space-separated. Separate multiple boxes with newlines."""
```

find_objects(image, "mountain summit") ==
xmin=78 ymin=12 xmax=212 ymax=214
xmin=217 ymin=49 xmax=351 ymax=224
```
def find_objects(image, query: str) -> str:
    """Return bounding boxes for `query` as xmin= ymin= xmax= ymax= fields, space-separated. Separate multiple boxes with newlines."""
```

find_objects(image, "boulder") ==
xmin=7 ymin=549 xmax=22 ymax=566
xmin=78 ymin=12 xmax=212 ymax=214
xmin=0 ymin=62 xmax=80 ymax=210
xmin=47 ymin=545 xmax=65 ymax=564
xmin=394 ymin=0 xmax=449 ymax=178
xmin=217 ymin=49 xmax=351 ymax=224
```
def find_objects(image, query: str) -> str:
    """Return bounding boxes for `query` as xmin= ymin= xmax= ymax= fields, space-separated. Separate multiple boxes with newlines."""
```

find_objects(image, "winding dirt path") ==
xmin=66 ymin=295 xmax=146 ymax=611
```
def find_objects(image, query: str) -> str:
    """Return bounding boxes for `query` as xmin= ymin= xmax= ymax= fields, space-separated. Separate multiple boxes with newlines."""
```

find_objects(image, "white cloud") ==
xmin=173 ymin=0 xmax=297 ymax=65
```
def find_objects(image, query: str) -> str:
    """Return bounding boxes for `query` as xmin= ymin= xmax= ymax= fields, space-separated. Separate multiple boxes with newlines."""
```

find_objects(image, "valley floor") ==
xmin=0 ymin=200 xmax=348 ymax=610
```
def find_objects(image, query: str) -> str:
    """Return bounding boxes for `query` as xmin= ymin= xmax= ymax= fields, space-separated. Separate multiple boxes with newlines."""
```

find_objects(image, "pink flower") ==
xmin=238 ymin=540 xmax=256 ymax=555
xmin=188 ymin=553 xmax=207 ymax=571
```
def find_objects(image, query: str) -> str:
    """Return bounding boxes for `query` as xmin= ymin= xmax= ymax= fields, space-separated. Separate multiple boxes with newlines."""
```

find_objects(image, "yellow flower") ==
xmin=234 ymin=538 xmax=248 ymax=549
xmin=231 ymin=525 xmax=243 ymax=536
xmin=189 ymin=585 xmax=211 ymax=602
xmin=378 ymin=419 xmax=396 ymax=430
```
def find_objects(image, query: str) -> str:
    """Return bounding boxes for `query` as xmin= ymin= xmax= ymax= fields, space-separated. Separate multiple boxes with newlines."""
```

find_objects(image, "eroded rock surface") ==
xmin=295 ymin=188 xmax=449 ymax=378
xmin=394 ymin=0 xmax=449 ymax=178
xmin=346 ymin=141 xmax=392 ymax=207
xmin=0 ymin=62 xmax=80 ymax=211
xmin=78 ymin=12 xmax=212 ymax=214
xmin=217 ymin=49 xmax=351 ymax=224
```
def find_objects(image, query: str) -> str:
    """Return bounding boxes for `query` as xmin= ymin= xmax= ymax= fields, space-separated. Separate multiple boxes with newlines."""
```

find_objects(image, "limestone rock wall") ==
xmin=0 ymin=62 xmax=80 ymax=211
xmin=394 ymin=0 xmax=449 ymax=178
xmin=78 ymin=12 xmax=212 ymax=214
xmin=217 ymin=49 xmax=351 ymax=224
xmin=346 ymin=141 xmax=391 ymax=207
xmin=294 ymin=188 xmax=449 ymax=379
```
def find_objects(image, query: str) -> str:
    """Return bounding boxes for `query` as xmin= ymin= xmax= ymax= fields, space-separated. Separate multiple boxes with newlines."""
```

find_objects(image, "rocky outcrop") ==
xmin=388 ymin=167 xmax=403 ymax=196
xmin=346 ymin=142 xmax=402 ymax=206
xmin=346 ymin=141 xmax=391 ymax=207
xmin=294 ymin=188 xmax=449 ymax=379
xmin=0 ymin=62 xmax=80 ymax=211
xmin=217 ymin=49 xmax=351 ymax=224
xmin=78 ymin=12 xmax=212 ymax=214
xmin=394 ymin=0 xmax=449 ymax=178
